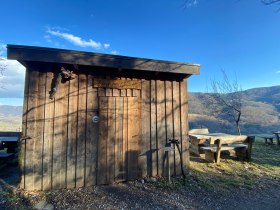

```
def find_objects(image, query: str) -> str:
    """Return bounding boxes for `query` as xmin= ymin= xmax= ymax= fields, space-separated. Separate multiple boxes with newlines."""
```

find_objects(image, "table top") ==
xmin=189 ymin=133 xmax=249 ymax=144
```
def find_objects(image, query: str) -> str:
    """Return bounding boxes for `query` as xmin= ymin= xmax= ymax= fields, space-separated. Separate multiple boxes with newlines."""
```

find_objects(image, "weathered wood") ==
xmin=115 ymin=97 xmax=124 ymax=182
xmin=94 ymin=78 xmax=141 ymax=90
xmin=156 ymin=80 xmax=165 ymax=177
xmin=43 ymin=72 xmax=54 ymax=190
xmin=25 ymin=70 xmax=39 ymax=190
xmin=98 ymin=88 xmax=106 ymax=97
xmin=108 ymin=97 xmax=115 ymax=183
xmin=21 ymin=69 xmax=29 ymax=189
xmin=140 ymin=80 xmax=150 ymax=177
xmin=172 ymin=81 xmax=181 ymax=175
xmin=33 ymin=72 xmax=46 ymax=190
xmin=85 ymin=75 xmax=98 ymax=186
xmin=150 ymin=80 xmax=157 ymax=176
xmin=52 ymin=75 xmax=68 ymax=189
xmin=66 ymin=76 xmax=78 ymax=188
xmin=76 ymin=74 xmax=87 ymax=188
xmin=180 ymin=79 xmax=189 ymax=173
xmin=97 ymin=97 xmax=108 ymax=185
xmin=123 ymin=97 xmax=128 ymax=180
xmin=127 ymin=97 xmax=140 ymax=180
xmin=165 ymin=81 xmax=174 ymax=176
xmin=8 ymin=45 xmax=200 ymax=76
xmin=106 ymin=88 xmax=113 ymax=97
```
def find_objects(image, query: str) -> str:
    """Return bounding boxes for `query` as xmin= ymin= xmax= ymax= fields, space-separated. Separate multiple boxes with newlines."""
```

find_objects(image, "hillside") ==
xmin=189 ymin=85 xmax=280 ymax=134
xmin=0 ymin=86 xmax=280 ymax=133
xmin=0 ymin=105 xmax=22 ymax=131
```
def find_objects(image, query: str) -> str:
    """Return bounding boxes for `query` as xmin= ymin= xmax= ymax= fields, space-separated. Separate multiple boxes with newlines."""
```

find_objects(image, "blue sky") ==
xmin=0 ymin=0 xmax=280 ymax=105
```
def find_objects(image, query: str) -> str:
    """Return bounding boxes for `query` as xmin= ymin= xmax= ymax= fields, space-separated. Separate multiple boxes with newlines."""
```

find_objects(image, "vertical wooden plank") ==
xmin=173 ymin=81 xmax=181 ymax=175
xmin=85 ymin=76 xmax=98 ymax=187
xmin=106 ymin=88 xmax=113 ymax=96
xmin=180 ymin=79 xmax=189 ymax=173
xmin=115 ymin=97 xmax=124 ymax=182
xmin=150 ymin=80 xmax=157 ymax=177
xmin=123 ymin=98 xmax=128 ymax=181
xmin=97 ymin=97 xmax=108 ymax=185
xmin=21 ymin=69 xmax=29 ymax=189
xmin=76 ymin=74 xmax=87 ymax=188
xmin=140 ymin=80 xmax=150 ymax=177
xmin=42 ymin=72 xmax=54 ymax=190
xmin=126 ymin=79 xmax=132 ymax=97
xmin=25 ymin=70 xmax=39 ymax=190
xmin=66 ymin=75 xmax=78 ymax=188
xmin=120 ymin=78 xmax=126 ymax=97
xmin=156 ymin=80 xmax=166 ymax=177
xmin=165 ymin=81 xmax=174 ymax=176
xmin=33 ymin=72 xmax=46 ymax=190
xmin=53 ymin=75 xmax=68 ymax=189
xmin=98 ymin=88 xmax=105 ymax=97
xmin=107 ymin=97 xmax=116 ymax=183
xmin=127 ymin=97 xmax=140 ymax=180
xmin=113 ymin=89 xmax=120 ymax=97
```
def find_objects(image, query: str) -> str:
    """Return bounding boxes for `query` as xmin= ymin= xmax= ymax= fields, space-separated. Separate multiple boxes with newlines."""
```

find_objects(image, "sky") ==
xmin=0 ymin=0 xmax=280 ymax=106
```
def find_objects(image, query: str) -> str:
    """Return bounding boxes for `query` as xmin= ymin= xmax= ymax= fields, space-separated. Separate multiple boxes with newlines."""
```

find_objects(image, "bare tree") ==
xmin=206 ymin=71 xmax=243 ymax=135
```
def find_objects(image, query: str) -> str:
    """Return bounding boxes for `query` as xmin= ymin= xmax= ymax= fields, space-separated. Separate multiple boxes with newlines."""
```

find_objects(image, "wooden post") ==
xmin=214 ymin=139 xmax=222 ymax=163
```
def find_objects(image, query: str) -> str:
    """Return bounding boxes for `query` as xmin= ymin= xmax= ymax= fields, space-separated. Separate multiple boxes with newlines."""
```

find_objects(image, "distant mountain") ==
xmin=1 ymin=85 xmax=280 ymax=134
xmin=0 ymin=105 xmax=22 ymax=131
xmin=189 ymin=85 xmax=280 ymax=134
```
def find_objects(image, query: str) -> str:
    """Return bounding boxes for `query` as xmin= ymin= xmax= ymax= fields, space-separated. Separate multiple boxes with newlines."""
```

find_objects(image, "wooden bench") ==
xmin=189 ymin=128 xmax=210 ymax=156
xmin=258 ymin=135 xmax=275 ymax=145
xmin=200 ymin=136 xmax=255 ymax=163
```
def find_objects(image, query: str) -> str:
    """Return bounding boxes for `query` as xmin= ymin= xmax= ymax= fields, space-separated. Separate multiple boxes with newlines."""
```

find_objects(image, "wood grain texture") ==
xmin=140 ymin=80 xmax=150 ymax=177
xmin=156 ymin=80 xmax=166 ymax=177
xmin=127 ymin=97 xmax=140 ymax=180
xmin=42 ymin=72 xmax=54 ymax=190
xmin=25 ymin=70 xmax=39 ymax=190
xmin=107 ymin=97 xmax=116 ymax=183
xmin=150 ymin=80 xmax=157 ymax=176
xmin=66 ymin=76 xmax=78 ymax=188
xmin=97 ymin=97 xmax=108 ymax=185
xmin=180 ymin=79 xmax=189 ymax=173
xmin=85 ymin=75 xmax=98 ymax=186
xmin=115 ymin=97 xmax=124 ymax=182
xmin=165 ymin=81 xmax=174 ymax=176
xmin=21 ymin=69 xmax=30 ymax=189
xmin=76 ymin=74 xmax=87 ymax=188
xmin=33 ymin=72 xmax=46 ymax=190
xmin=172 ymin=81 xmax=181 ymax=175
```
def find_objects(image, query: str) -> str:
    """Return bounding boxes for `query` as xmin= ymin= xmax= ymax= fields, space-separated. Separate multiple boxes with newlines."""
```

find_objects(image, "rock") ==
xmin=35 ymin=200 xmax=54 ymax=210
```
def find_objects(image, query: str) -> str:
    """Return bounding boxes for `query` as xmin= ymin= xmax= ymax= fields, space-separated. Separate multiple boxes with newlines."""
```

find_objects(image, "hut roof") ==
xmin=7 ymin=44 xmax=200 ymax=77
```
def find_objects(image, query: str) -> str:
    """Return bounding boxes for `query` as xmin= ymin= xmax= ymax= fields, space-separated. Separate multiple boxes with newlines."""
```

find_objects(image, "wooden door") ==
xmin=97 ymin=96 xmax=141 ymax=184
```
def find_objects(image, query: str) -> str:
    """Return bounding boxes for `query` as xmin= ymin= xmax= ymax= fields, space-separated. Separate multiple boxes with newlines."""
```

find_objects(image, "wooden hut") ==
xmin=7 ymin=45 xmax=200 ymax=190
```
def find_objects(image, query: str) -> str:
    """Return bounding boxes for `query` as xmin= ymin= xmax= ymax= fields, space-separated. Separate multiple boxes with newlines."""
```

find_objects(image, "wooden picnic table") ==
xmin=189 ymin=132 xmax=254 ymax=163
xmin=189 ymin=133 xmax=249 ymax=155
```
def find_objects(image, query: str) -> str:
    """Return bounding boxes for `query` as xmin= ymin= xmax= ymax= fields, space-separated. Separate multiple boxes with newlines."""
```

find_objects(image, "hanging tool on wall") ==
xmin=168 ymin=138 xmax=186 ymax=179
xmin=49 ymin=67 xmax=76 ymax=99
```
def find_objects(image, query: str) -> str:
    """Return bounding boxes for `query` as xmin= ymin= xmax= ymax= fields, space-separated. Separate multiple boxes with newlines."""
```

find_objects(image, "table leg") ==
xmin=275 ymin=134 xmax=280 ymax=145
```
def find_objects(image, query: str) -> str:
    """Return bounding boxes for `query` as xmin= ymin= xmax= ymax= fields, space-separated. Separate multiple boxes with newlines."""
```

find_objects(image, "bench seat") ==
xmin=201 ymin=144 xmax=247 ymax=152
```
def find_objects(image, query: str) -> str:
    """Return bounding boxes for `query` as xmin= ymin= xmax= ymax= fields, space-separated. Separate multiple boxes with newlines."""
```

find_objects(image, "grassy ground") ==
xmin=189 ymin=137 xmax=280 ymax=192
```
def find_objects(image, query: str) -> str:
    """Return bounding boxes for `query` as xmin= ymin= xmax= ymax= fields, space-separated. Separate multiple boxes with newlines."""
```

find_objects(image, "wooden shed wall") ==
xmin=20 ymin=68 xmax=189 ymax=190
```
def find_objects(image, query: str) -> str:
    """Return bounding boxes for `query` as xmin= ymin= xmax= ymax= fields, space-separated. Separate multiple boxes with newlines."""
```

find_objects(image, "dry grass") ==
xmin=189 ymin=137 xmax=280 ymax=192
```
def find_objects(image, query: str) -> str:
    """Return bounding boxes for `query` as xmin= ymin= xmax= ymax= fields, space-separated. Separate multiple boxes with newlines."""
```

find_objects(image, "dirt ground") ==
xmin=1 ymin=163 xmax=280 ymax=210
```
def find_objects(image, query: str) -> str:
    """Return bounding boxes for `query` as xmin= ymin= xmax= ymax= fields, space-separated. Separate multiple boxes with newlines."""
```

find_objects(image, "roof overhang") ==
xmin=7 ymin=45 xmax=200 ymax=77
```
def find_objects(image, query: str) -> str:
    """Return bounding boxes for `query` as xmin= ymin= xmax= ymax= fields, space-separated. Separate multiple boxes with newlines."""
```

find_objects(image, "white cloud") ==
xmin=110 ymin=51 xmax=118 ymax=55
xmin=276 ymin=70 xmax=280 ymax=74
xmin=47 ymin=29 xmax=104 ymax=49
xmin=104 ymin=43 xmax=110 ymax=49
xmin=0 ymin=60 xmax=25 ymax=98
xmin=184 ymin=0 xmax=199 ymax=8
